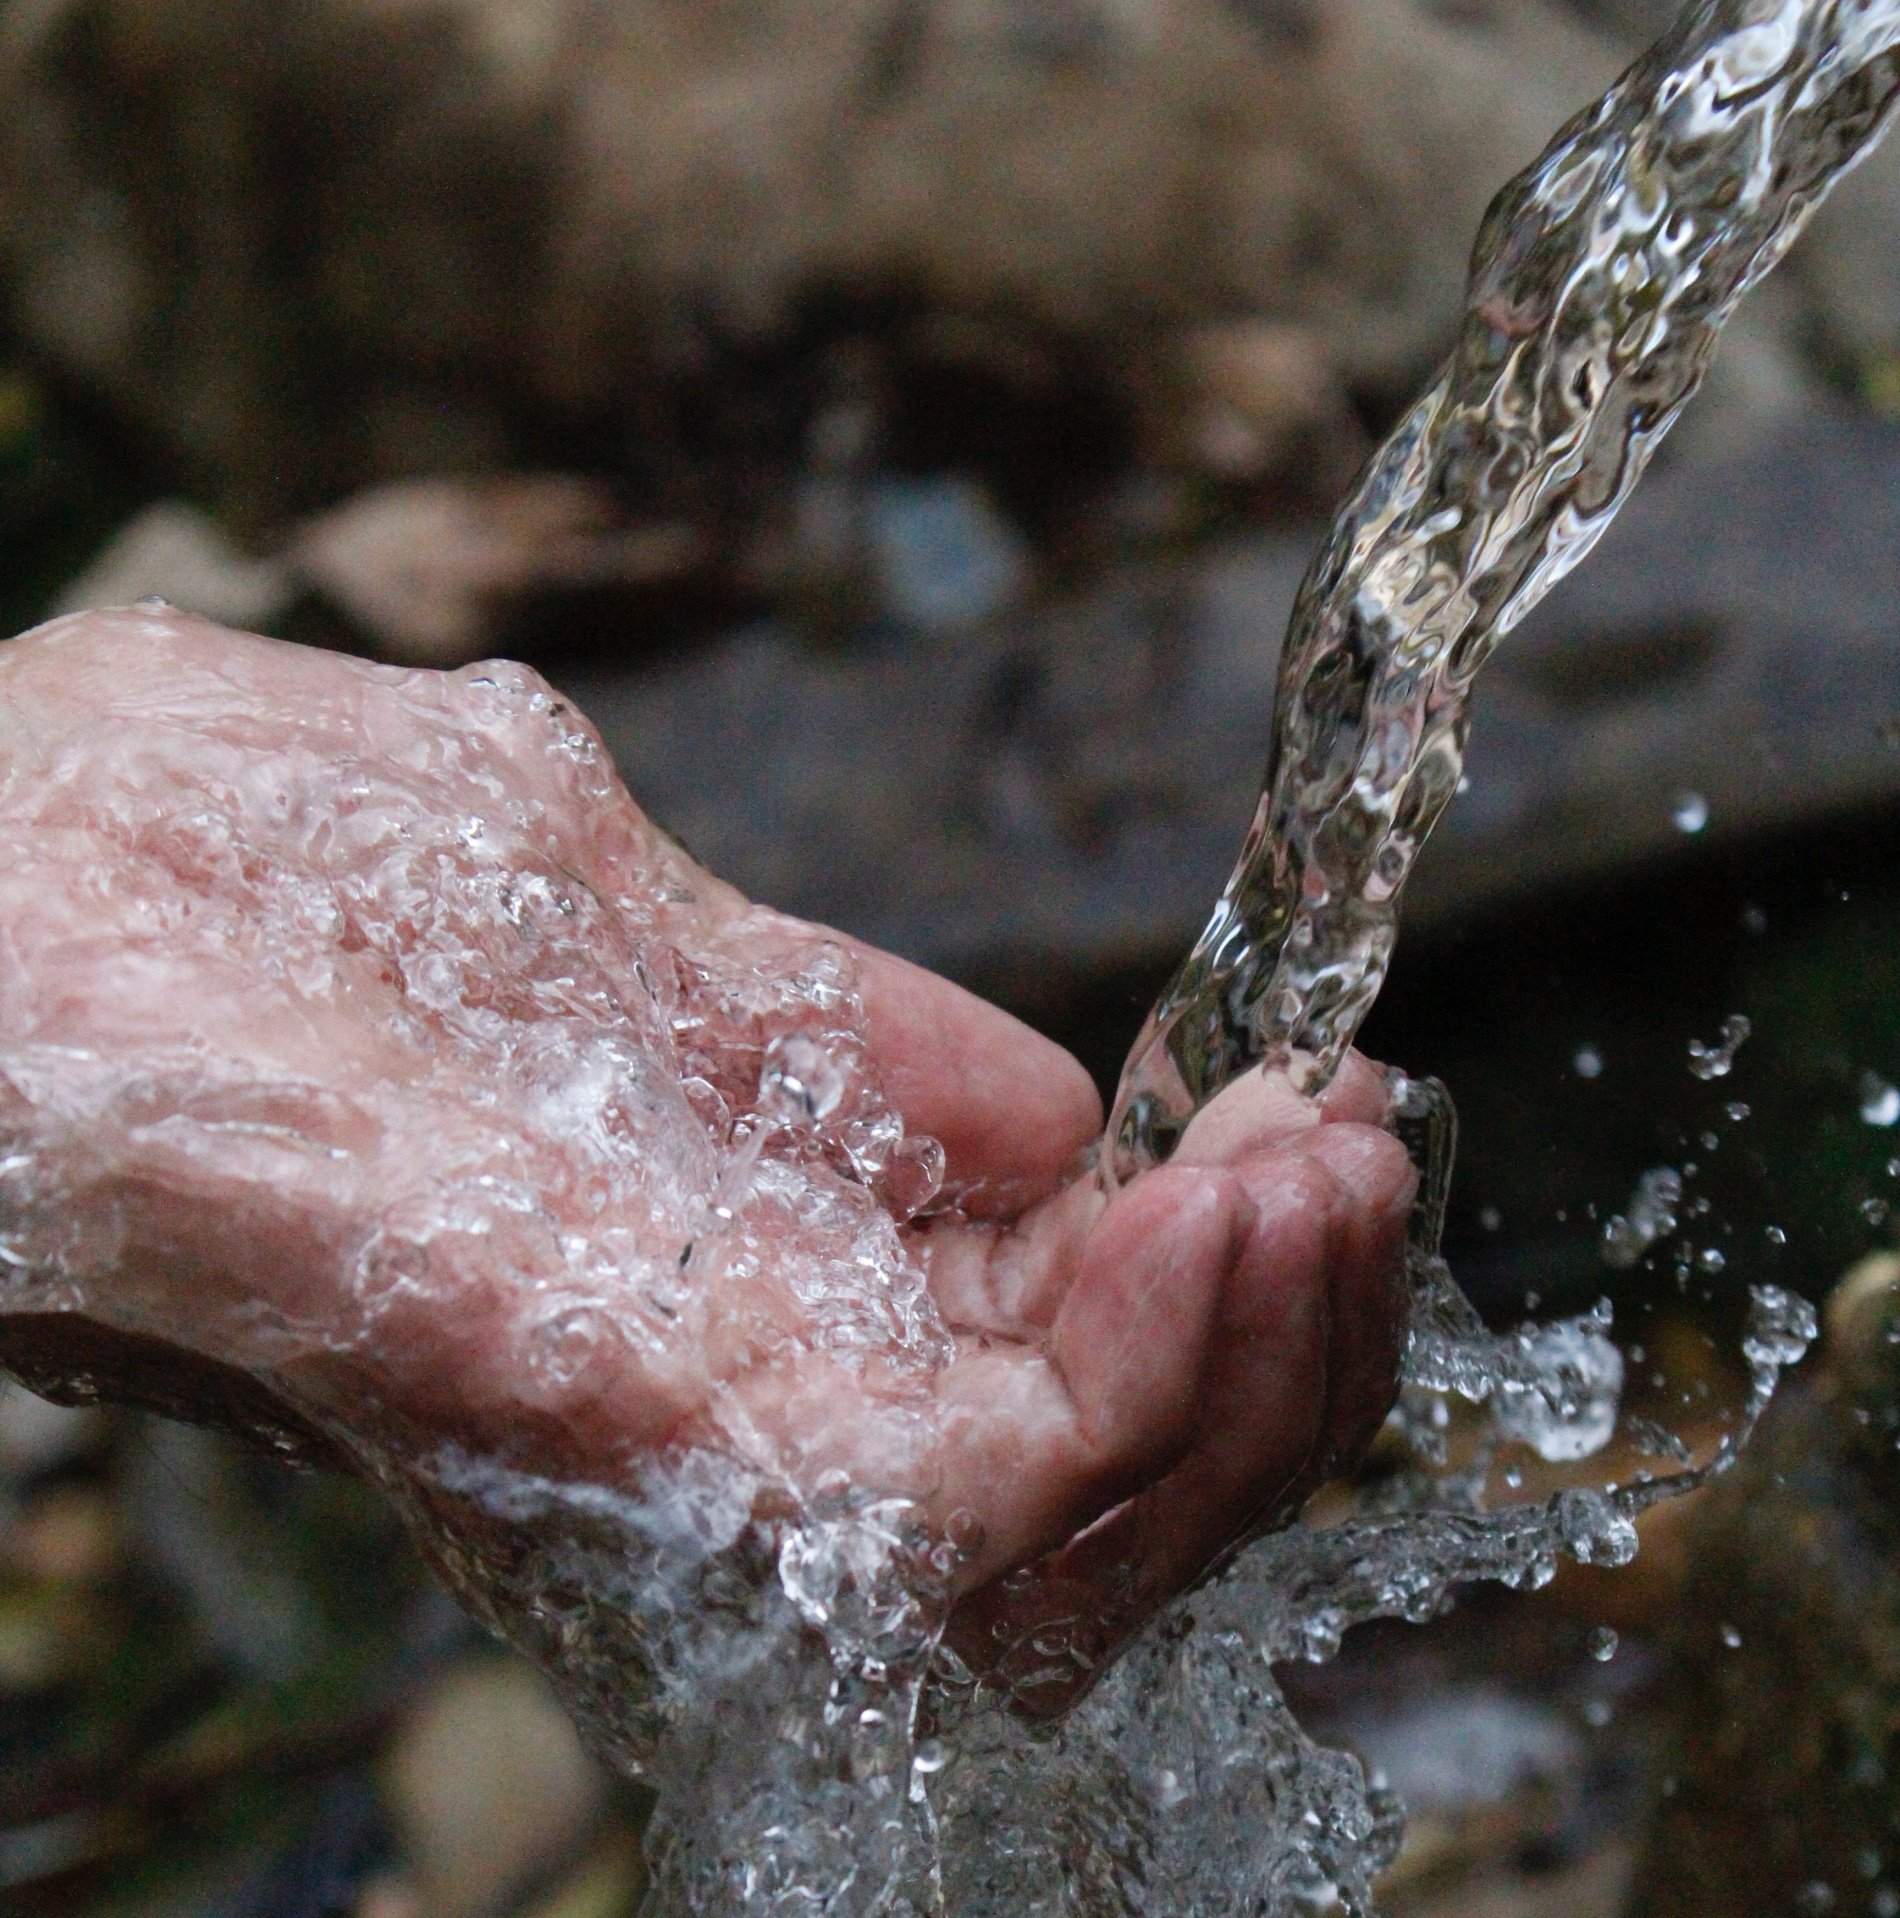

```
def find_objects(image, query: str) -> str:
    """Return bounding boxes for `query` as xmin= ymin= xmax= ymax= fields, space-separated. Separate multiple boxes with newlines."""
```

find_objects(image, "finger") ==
xmin=1316 ymin=1050 xmax=1399 ymax=1128
xmin=950 ymin=1123 xmax=1414 ymax=1709
xmin=1170 ymin=1064 xmax=1324 ymax=1166
xmin=919 ymin=1173 xmax=1106 ymax=1339
xmin=924 ymin=1163 xmax=1245 ymax=1585
xmin=1066 ymin=1126 xmax=1411 ymax=1583
xmin=1171 ymin=1049 xmax=1398 ymax=1168
xmin=1303 ymin=1122 xmax=1414 ymax=1463
xmin=849 ymin=942 xmax=1103 ymax=1216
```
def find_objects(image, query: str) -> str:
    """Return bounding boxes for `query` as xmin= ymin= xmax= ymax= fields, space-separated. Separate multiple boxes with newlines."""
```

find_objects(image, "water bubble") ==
xmin=1698 ymin=1247 xmax=1727 ymax=1274
xmin=1573 ymin=1044 xmax=1604 ymax=1079
xmin=1672 ymin=791 xmax=1710 ymax=834
xmin=1588 ymin=1626 xmax=1619 ymax=1662
xmin=1553 ymin=1488 xmax=1638 ymax=1566
xmin=1861 ymin=1073 xmax=1900 ymax=1127
xmin=1743 ymin=1286 xmax=1817 ymax=1375
xmin=1152 ymin=1767 xmax=1193 ymax=1811
xmin=1479 ymin=1204 xmax=1502 ymax=1232
xmin=1720 ymin=1623 xmax=1743 ymax=1648
xmin=1688 ymin=1015 xmax=1751 ymax=1080
xmin=1742 ymin=903 xmax=1768 ymax=935
xmin=1581 ymin=1696 xmax=1614 ymax=1728
xmin=1766 ymin=1224 xmax=1788 ymax=1246
xmin=1876 ymin=1890 xmax=1900 ymax=1918
xmin=759 ymin=1032 xmax=848 ymax=1127
xmin=1864 ymin=1198 xmax=1892 ymax=1227
xmin=1725 ymin=1101 xmax=1751 ymax=1122
xmin=1796 ymin=1882 xmax=1838 ymax=1915
xmin=531 ymin=1305 xmax=611 ymax=1386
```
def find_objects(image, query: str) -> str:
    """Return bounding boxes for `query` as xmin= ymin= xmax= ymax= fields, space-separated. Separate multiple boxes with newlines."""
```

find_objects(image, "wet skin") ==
xmin=0 ymin=607 xmax=1414 ymax=1705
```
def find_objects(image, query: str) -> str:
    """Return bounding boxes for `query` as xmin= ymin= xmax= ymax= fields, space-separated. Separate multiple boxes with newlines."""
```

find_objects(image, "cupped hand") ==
xmin=0 ymin=607 xmax=1414 ymax=1706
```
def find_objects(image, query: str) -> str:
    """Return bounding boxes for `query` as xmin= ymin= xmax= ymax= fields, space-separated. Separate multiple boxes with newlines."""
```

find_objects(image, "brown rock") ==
xmin=0 ymin=0 xmax=1624 ymax=525
xmin=385 ymin=1655 xmax=609 ymax=1918
xmin=289 ymin=475 xmax=703 ymax=663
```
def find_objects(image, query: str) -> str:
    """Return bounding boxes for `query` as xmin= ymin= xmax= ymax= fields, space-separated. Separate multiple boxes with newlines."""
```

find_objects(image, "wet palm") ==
xmin=0 ymin=606 xmax=1412 ymax=1689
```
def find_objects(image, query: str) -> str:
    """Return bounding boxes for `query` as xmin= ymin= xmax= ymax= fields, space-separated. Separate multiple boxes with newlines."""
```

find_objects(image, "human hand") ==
xmin=0 ymin=607 xmax=1414 ymax=1708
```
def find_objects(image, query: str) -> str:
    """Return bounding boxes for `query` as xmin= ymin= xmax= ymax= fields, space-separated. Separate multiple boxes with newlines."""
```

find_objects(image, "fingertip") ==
xmin=1316 ymin=1051 xmax=1398 ymax=1127
xmin=852 ymin=944 xmax=1102 ymax=1215
xmin=1301 ymin=1124 xmax=1413 ymax=1465
xmin=1302 ymin=1120 xmax=1418 ymax=1221
xmin=1172 ymin=1067 xmax=1318 ymax=1167
xmin=1053 ymin=1162 xmax=1246 ymax=1479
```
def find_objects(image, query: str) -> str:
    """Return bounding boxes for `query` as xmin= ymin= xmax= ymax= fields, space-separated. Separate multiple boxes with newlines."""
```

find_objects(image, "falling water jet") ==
xmin=1108 ymin=0 xmax=1900 ymax=1186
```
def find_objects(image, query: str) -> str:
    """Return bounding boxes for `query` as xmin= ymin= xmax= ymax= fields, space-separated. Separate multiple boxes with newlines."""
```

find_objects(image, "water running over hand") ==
xmin=4 ymin=6 xmax=1894 ymax=1914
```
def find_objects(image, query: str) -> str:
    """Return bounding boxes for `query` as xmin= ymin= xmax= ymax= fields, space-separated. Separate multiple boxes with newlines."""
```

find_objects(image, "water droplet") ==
xmin=1688 ymin=1014 xmax=1751 ymax=1080
xmin=1602 ymin=1166 xmax=1684 ymax=1269
xmin=1672 ymin=791 xmax=1709 ymax=833
xmin=1720 ymin=1622 xmax=1743 ymax=1648
xmin=1573 ymin=1044 xmax=1604 ymax=1079
xmin=759 ymin=1032 xmax=848 ymax=1126
xmin=1588 ymin=1625 xmax=1619 ymax=1662
xmin=1861 ymin=1073 xmax=1900 ymax=1127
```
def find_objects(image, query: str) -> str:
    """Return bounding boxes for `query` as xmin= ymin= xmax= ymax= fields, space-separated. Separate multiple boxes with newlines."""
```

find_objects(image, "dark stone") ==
xmin=556 ymin=405 xmax=1900 ymax=1003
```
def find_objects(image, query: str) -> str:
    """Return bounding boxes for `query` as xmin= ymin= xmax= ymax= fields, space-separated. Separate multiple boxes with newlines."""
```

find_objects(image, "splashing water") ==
xmin=1689 ymin=1013 xmax=1753 ymax=1080
xmin=1 ymin=6 xmax=1890 ymax=1915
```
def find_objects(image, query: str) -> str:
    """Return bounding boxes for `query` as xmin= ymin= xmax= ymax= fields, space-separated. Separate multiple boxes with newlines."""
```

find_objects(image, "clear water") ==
xmin=4 ymin=5 xmax=1894 ymax=1914
xmin=1108 ymin=0 xmax=1900 ymax=1182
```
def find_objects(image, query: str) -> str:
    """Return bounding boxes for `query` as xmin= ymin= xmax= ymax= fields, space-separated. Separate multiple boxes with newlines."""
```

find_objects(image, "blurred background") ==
xmin=4 ymin=0 xmax=1900 ymax=1912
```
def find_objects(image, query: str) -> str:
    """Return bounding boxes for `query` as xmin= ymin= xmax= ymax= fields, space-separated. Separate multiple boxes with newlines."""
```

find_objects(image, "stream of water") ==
xmin=1109 ymin=0 xmax=1900 ymax=1182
